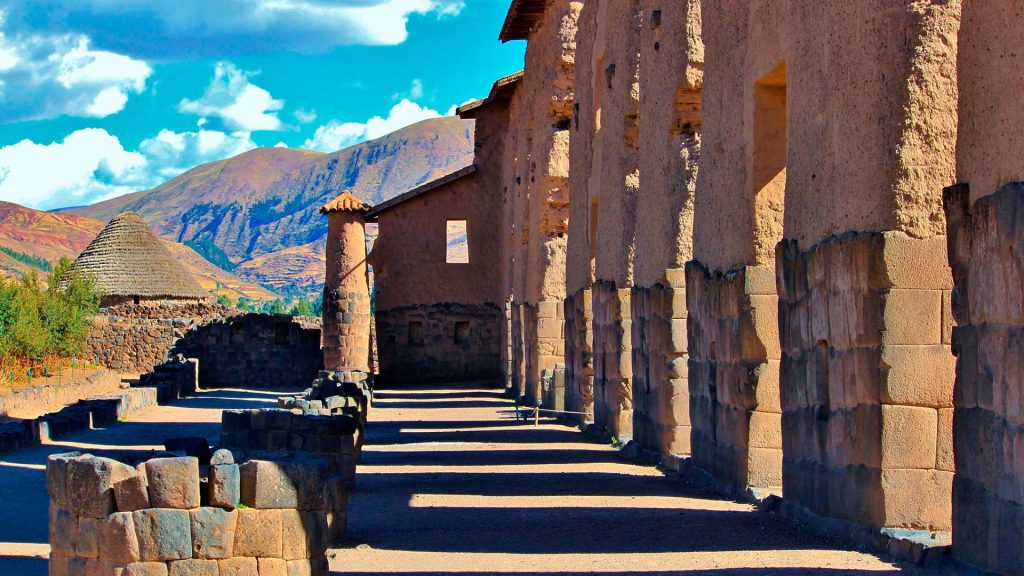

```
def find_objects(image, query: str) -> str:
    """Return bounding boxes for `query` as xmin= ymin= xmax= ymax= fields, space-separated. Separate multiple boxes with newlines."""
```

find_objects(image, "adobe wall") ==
xmin=575 ymin=0 xmax=643 ymax=440
xmin=85 ymin=302 xmax=237 ymax=373
xmin=322 ymin=211 xmax=371 ymax=372
xmin=47 ymin=450 xmax=344 ymax=576
xmin=692 ymin=0 xmax=959 ymax=531
xmin=370 ymin=174 xmax=503 ymax=387
xmin=502 ymin=1 xmax=580 ymax=406
xmin=945 ymin=2 xmax=1024 ymax=572
xmin=630 ymin=0 xmax=703 ymax=461
xmin=563 ymin=0 xmax=599 ymax=423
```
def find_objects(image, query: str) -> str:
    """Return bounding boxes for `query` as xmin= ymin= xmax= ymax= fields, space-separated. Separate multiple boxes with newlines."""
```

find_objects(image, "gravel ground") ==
xmin=331 ymin=385 xmax=944 ymax=576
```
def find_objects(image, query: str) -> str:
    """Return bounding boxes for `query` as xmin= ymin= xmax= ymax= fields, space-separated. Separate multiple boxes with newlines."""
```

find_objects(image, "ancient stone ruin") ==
xmin=47 ymin=450 xmax=344 ymax=576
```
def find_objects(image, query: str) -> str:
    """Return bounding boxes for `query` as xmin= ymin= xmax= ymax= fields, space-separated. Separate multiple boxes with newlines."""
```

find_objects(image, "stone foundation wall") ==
xmin=563 ymin=288 xmax=593 ymax=424
xmin=322 ymin=287 xmax=371 ymax=373
xmin=686 ymin=263 xmax=782 ymax=495
xmin=375 ymin=303 xmax=502 ymax=387
xmin=85 ymin=303 xmax=236 ymax=373
xmin=945 ymin=182 xmax=1024 ymax=573
xmin=221 ymin=409 xmax=359 ymax=484
xmin=592 ymin=281 xmax=633 ymax=440
xmin=778 ymin=232 xmax=953 ymax=531
xmin=171 ymin=314 xmax=323 ymax=390
xmin=523 ymin=300 xmax=565 ymax=406
xmin=509 ymin=304 xmax=526 ymax=398
xmin=631 ymin=271 xmax=690 ymax=460
xmin=47 ymin=450 xmax=345 ymax=576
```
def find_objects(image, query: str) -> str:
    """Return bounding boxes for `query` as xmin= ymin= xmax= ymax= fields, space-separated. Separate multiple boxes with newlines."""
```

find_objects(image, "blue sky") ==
xmin=0 ymin=1 xmax=524 ymax=210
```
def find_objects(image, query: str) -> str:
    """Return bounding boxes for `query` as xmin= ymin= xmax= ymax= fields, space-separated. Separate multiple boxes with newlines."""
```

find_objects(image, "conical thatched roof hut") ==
xmin=70 ymin=212 xmax=206 ymax=304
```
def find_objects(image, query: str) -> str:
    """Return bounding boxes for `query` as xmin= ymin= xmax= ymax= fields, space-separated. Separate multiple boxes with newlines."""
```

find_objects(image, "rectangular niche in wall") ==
xmin=409 ymin=321 xmax=424 ymax=346
xmin=446 ymin=219 xmax=470 ymax=263
xmin=454 ymin=321 xmax=471 ymax=344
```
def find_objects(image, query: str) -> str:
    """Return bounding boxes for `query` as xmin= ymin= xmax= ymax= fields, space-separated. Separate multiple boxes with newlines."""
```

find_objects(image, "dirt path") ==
xmin=0 ymin=388 xmax=283 ymax=576
xmin=333 ymin=385 xmax=940 ymax=576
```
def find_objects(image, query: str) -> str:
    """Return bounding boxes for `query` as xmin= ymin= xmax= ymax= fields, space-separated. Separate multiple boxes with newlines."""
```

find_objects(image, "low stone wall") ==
xmin=221 ymin=409 xmax=359 ymax=484
xmin=47 ymin=450 xmax=344 ymax=576
xmin=171 ymin=315 xmax=323 ymax=390
xmin=0 ymin=370 xmax=123 ymax=419
xmin=85 ymin=302 xmax=236 ymax=373
xmin=375 ymin=302 xmax=502 ymax=387
xmin=135 ymin=355 xmax=198 ymax=404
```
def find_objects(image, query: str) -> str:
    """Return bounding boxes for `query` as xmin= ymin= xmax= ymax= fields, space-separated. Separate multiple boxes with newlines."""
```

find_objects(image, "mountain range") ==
xmin=61 ymin=116 xmax=475 ymax=298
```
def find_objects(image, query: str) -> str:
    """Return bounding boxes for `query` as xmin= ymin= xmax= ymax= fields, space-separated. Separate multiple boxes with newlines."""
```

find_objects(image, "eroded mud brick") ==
xmin=133 ymin=508 xmax=192 ymax=562
xmin=234 ymin=508 xmax=283 ymax=558
xmin=190 ymin=507 xmax=237 ymax=559
xmin=145 ymin=457 xmax=200 ymax=509
xmin=98 ymin=512 xmax=141 ymax=564
xmin=209 ymin=463 xmax=240 ymax=509
xmin=167 ymin=559 xmax=219 ymax=576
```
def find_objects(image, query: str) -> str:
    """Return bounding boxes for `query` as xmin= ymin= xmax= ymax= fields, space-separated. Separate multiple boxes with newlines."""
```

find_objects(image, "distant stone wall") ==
xmin=0 ymin=370 xmax=122 ymax=419
xmin=85 ymin=302 xmax=238 ymax=373
xmin=375 ymin=303 xmax=502 ymax=387
xmin=172 ymin=315 xmax=323 ymax=390
xmin=47 ymin=450 xmax=344 ymax=576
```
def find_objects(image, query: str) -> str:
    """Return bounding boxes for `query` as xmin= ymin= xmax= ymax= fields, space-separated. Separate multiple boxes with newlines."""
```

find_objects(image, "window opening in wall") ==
xmin=133 ymin=296 xmax=140 ymax=305
xmin=409 ymin=321 xmax=424 ymax=346
xmin=446 ymin=220 xmax=469 ymax=263
xmin=454 ymin=321 xmax=471 ymax=345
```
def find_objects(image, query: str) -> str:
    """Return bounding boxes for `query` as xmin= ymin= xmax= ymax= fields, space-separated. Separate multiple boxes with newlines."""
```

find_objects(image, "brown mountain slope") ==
xmin=64 ymin=117 xmax=475 ymax=276
xmin=0 ymin=201 xmax=275 ymax=301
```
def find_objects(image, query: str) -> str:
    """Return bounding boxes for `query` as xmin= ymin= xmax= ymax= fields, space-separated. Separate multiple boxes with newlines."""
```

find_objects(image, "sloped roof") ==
xmin=365 ymin=165 xmax=477 ymax=219
xmin=500 ymin=0 xmax=547 ymax=42
xmin=69 ymin=212 xmax=206 ymax=299
xmin=320 ymin=191 xmax=370 ymax=214
xmin=457 ymin=71 xmax=524 ymax=118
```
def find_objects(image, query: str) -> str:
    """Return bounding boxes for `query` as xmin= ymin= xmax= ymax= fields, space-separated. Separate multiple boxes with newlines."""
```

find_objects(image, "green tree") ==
xmin=216 ymin=293 xmax=235 ymax=308
xmin=290 ymin=299 xmax=313 ymax=317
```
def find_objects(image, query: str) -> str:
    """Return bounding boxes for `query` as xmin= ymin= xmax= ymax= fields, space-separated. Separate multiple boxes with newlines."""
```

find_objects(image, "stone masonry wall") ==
xmin=47 ymin=450 xmax=346 ymax=576
xmin=171 ymin=314 xmax=323 ymax=390
xmin=592 ymin=281 xmax=633 ymax=440
xmin=686 ymin=263 xmax=782 ymax=495
xmin=375 ymin=303 xmax=502 ymax=387
xmin=563 ymin=288 xmax=594 ymax=424
xmin=945 ymin=183 xmax=1024 ymax=573
xmin=778 ymin=232 xmax=953 ymax=532
xmin=85 ymin=302 xmax=237 ymax=373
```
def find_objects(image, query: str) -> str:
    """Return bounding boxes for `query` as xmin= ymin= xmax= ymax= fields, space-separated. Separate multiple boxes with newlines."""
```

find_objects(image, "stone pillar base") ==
xmin=564 ymin=288 xmax=595 ymax=425
xmin=593 ymin=281 xmax=634 ymax=441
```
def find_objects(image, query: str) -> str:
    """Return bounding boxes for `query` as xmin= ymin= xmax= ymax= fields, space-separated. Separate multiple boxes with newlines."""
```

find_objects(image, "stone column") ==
xmin=320 ymin=191 xmax=371 ymax=372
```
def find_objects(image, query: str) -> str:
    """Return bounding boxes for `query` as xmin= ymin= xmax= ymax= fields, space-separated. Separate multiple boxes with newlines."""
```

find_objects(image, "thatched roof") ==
xmin=320 ymin=191 xmax=370 ymax=214
xmin=69 ymin=212 xmax=206 ymax=299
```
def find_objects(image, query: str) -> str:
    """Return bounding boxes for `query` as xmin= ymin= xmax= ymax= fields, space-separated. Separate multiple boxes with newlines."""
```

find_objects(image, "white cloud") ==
xmin=410 ymin=79 xmax=424 ymax=100
xmin=0 ymin=32 xmax=151 ymax=122
xmin=1 ymin=0 xmax=466 ymax=59
xmin=446 ymin=97 xmax=480 ymax=117
xmin=179 ymin=62 xmax=284 ymax=132
xmin=304 ymin=98 xmax=442 ymax=152
xmin=293 ymin=108 xmax=317 ymax=124
xmin=0 ymin=128 xmax=257 ymax=210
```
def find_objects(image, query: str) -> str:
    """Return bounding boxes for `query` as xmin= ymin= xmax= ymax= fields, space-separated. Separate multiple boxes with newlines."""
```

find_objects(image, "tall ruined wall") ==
xmin=631 ymin=0 xmax=703 ymax=461
xmin=583 ymin=0 xmax=643 ymax=440
xmin=371 ymin=174 xmax=503 ymax=387
xmin=563 ymin=0 xmax=599 ymax=423
xmin=946 ymin=2 xmax=1024 ymax=573
xmin=505 ymin=1 xmax=581 ymax=405
xmin=692 ymin=0 xmax=960 ymax=532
